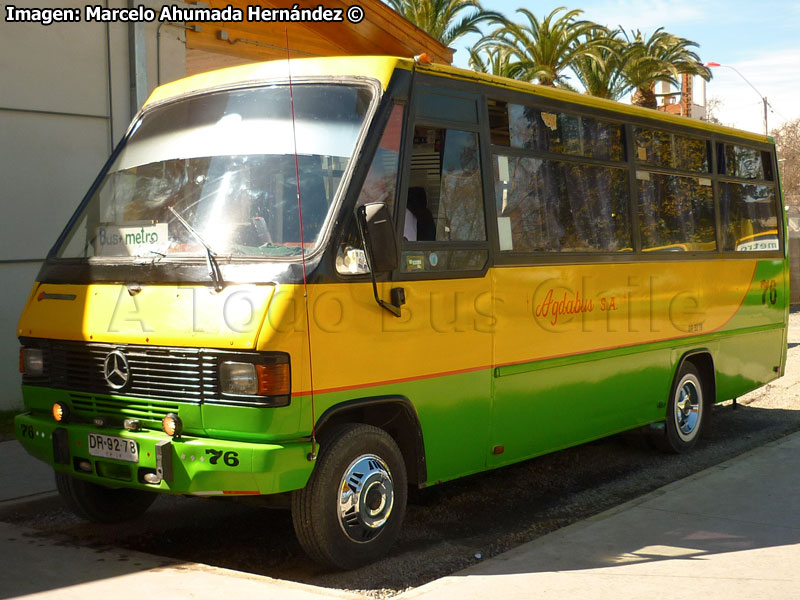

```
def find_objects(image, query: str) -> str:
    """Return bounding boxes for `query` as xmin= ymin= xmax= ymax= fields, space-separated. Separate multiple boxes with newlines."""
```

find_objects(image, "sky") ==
xmin=450 ymin=0 xmax=800 ymax=136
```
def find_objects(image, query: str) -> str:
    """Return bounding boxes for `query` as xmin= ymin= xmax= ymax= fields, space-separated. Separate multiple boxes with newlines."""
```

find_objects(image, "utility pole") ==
xmin=705 ymin=62 xmax=769 ymax=136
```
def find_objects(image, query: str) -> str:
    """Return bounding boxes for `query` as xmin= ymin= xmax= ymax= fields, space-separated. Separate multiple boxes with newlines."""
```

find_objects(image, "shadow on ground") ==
xmin=3 ymin=402 xmax=800 ymax=596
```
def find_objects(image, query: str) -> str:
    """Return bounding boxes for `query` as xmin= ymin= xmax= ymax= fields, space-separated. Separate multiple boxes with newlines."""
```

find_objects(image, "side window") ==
xmin=488 ymin=97 xmax=630 ymax=254
xmin=637 ymin=173 xmax=716 ymax=251
xmin=632 ymin=125 xmax=716 ymax=252
xmin=336 ymin=104 xmax=404 ymax=275
xmin=719 ymin=183 xmax=779 ymax=251
xmin=717 ymin=143 xmax=779 ymax=252
xmin=354 ymin=104 xmax=405 ymax=213
xmin=718 ymin=143 xmax=773 ymax=180
xmin=634 ymin=127 xmax=710 ymax=173
xmin=404 ymin=126 xmax=485 ymax=242
xmin=488 ymin=99 xmax=625 ymax=162
xmin=400 ymin=124 xmax=488 ymax=274
xmin=493 ymin=155 xmax=631 ymax=252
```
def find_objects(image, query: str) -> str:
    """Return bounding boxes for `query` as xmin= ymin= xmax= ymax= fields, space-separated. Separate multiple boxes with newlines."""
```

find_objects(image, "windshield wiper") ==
xmin=135 ymin=249 xmax=166 ymax=260
xmin=168 ymin=206 xmax=224 ymax=292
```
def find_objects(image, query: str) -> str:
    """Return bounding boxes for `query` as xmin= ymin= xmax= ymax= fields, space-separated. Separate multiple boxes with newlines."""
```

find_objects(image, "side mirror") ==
xmin=356 ymin=202 xmax=404 ymax=317
xmin=357 ymin=202 xmax=399 ymax=273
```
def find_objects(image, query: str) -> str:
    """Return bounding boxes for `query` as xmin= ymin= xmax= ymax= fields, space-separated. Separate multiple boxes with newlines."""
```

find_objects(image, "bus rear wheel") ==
xmin=55 ymin=472 xmax=156 ymax=523
xmin=654 ymin=361 xmax=706 ymax=453
xmin=291 ymin=424 xmax=407 ymax=570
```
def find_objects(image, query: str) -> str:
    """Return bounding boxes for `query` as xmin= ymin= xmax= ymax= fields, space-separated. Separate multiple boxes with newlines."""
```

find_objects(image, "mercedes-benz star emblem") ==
xmin=103 ymin=350 xmax=131 ymax=390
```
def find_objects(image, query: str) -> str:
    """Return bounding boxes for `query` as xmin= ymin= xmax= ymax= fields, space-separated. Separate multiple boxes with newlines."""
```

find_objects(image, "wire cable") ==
xmin=285 ymin=28 xmax=317 ymax=460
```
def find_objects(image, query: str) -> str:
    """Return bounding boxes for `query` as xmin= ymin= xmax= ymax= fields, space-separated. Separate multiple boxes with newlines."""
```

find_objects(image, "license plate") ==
xmin=87 ymin=433 xmax=139 ymax=463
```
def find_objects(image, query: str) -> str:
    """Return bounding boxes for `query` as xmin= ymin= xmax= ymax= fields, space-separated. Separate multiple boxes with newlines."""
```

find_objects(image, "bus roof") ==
xmin=145 ymin=55 xmax=770 ymax=145
xmin=416 ymin=61 xmax=771 ymax=144
xmin=144 ymin=56 xmax=413 ymax=107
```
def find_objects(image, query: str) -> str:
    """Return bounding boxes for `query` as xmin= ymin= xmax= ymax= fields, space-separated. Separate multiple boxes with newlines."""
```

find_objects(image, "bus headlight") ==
xmin=220 ymin=361 xmax=291 ymax=397
xmin=21 ymin=347 xmax=44 ymax=376
xmin=221 ymin=362 xmax=258 ymax=395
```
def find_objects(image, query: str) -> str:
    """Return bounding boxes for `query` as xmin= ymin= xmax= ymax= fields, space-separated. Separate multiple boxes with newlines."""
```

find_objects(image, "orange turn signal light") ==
xmin=52 ymin=402 xmax=69 ymax=423
xmin=256 ymin=363 xmax=290 ymax=396
xmin=162 ymin=413 xmax=183 ymax=437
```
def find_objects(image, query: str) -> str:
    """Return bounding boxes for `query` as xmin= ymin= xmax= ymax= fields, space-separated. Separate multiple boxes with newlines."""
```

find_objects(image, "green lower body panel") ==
xmin=14 ymin=412 xmax=313 ymax=496
xmin=490 ymin=346 xmax=671 ymax=468
xmin=715 ymin=328 xmax=785 ymax=402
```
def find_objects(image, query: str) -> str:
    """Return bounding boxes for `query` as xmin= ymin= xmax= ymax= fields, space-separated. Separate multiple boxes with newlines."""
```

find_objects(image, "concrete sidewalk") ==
xmin=402 ymin=432 xmax=800 ymax=600
xmin=0 ymin=521 xmax=364 ymax=600
xmin=1 ymin=433 xmax=799 ymax=599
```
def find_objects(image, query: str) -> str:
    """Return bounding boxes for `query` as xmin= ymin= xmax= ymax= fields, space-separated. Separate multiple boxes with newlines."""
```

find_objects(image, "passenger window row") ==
xmin=490 ymin=98 xmax=778 ymax=255
xmin=338 ymin=93 xmax=780 ymax=277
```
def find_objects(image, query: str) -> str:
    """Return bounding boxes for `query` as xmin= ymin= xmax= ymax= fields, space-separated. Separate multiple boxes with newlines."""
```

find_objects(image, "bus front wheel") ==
xmin=55 ymin=472 xmax=156 ymax=523
xmin=291 ymin=423 xmax=407 ymax=570
xmin=655 ymin=361 xmax=706 ymax=453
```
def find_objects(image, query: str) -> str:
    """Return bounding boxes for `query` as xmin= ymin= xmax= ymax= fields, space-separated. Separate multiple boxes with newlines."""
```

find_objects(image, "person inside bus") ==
xmin=404 ymin=186 xmax=436 ymax=241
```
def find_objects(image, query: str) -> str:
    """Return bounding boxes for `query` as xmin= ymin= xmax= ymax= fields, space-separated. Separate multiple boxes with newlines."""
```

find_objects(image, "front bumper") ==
xmin=14 ymin=412 xmax=313 ymax=496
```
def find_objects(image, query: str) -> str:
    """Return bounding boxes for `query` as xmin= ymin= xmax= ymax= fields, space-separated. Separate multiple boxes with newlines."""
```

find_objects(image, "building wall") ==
xmin=0 ymin=0 xmax=186 ymax=409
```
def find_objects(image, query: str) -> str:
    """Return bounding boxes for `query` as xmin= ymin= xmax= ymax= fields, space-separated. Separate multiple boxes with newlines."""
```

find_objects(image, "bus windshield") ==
xmin=56 ymin=83 xmax=374 ymax=260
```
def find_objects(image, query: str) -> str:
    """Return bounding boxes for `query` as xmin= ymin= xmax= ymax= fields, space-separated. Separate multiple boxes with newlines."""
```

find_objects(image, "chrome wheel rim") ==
xmin=338 ymin=454 xmax=394 ymax=543
xmin=675 ymin=374 xmax=702 ymax=442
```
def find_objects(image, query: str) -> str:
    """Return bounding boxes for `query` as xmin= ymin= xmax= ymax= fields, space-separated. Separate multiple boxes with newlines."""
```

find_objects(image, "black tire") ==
xmin=652 ymin=361 xmax=706 ymax=453
xmin=55 ymin=472 xmax=156 ymax=523
xmin=291 ymin=424 xmax=407 ymax=570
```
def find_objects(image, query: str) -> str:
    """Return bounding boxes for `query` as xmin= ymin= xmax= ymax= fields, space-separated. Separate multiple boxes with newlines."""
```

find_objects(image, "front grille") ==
xmin=20 ymin=338 xmax=289 ymax=408
xmin=42 ymin=341 xmax=213 ymax=402
xmin=69 ymin=393 xmax=180 ymax=422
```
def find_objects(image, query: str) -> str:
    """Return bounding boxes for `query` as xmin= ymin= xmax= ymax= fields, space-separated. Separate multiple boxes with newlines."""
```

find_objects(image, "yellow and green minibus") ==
xmin=15 ymin=55 xmax=787 ymax=569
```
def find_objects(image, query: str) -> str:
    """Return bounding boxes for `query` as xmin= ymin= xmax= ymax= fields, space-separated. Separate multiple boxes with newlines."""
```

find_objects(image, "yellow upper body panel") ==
xmin=18 ymin=283 xmax=275 ymax=350
xmin=18 ymin=256 xmax=773 ymax=397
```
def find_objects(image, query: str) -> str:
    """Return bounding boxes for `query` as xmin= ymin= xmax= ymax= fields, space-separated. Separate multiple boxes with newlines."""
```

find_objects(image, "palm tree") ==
xmin=467 ymin=45 xmax=522 ymax=79
xmin=384 ymin=0 xmax=503 ymax=47
xmin=476 ymin=7 xmax=607 ymax=86
xmin=571 ymin=27 xmax=630 ymax=100
xmin=621 ymin=28 xmax=711 ymax=108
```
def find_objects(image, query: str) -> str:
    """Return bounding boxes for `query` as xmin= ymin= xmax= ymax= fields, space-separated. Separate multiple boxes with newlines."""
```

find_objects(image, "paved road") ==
xmin=0 ymin=439 xmax=54 ymax=502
